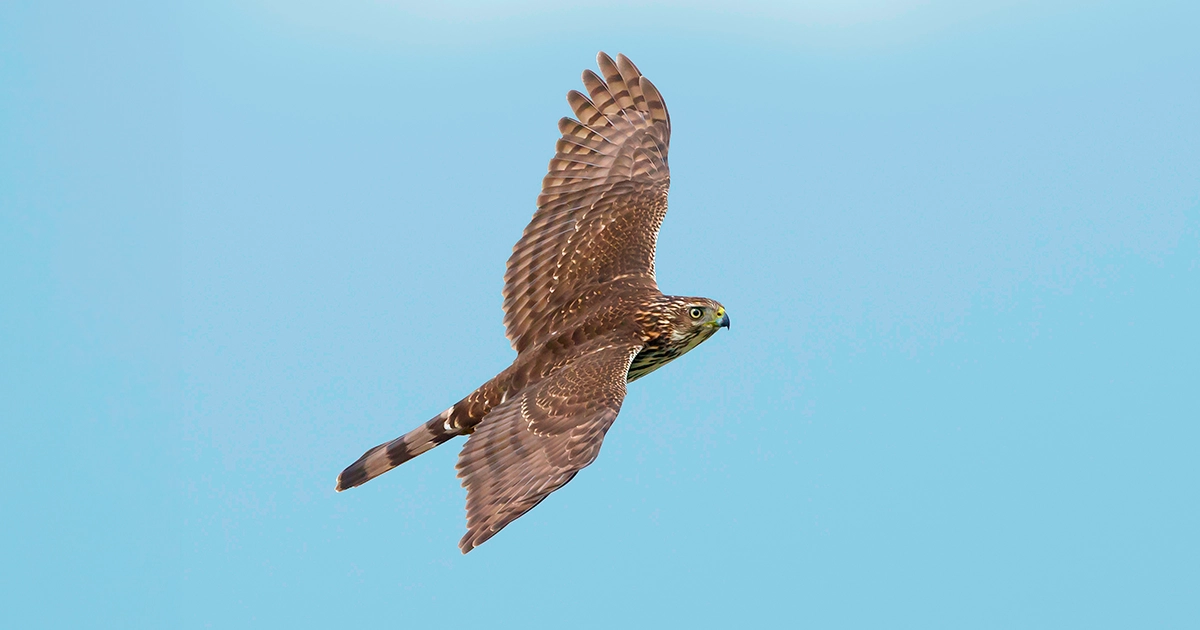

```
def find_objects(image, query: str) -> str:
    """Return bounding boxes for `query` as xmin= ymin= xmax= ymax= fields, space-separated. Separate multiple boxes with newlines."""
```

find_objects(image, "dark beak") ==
xmin=719 ymin=312 xmax=730 ymax=329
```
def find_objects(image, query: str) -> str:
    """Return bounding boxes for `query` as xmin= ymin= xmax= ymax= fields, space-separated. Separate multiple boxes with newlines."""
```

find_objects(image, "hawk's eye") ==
xmin=688 ymin=307 xmax=704 ymax=320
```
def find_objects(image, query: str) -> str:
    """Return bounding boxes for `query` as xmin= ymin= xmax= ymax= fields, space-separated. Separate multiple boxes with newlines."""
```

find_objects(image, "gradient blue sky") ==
xmin=2 ymin=1 xmax=1198 ymax=628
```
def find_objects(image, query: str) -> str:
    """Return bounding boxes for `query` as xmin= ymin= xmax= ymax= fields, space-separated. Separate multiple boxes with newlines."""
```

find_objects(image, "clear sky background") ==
xmin=2 ymin=1 xmax=1197 ymax=628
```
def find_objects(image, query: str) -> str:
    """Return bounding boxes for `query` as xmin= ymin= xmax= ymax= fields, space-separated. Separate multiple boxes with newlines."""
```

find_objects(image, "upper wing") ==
xmin=503 ymin=52 xmax=671 ymax=353
xmin=455 ymin=341 xmax=642 ymax=552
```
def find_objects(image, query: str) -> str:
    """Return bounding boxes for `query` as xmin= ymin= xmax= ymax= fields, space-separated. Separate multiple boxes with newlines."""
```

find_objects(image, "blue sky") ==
xmin=2 ymin=1 xmax=1197 ymax=627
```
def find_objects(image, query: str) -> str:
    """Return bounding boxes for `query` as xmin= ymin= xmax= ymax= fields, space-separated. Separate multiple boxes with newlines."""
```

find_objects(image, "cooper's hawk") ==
xmin=336 ymin=52 xmax=730 ymax=553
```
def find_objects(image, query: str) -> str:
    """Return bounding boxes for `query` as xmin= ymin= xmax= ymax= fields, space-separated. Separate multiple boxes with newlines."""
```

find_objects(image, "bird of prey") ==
xmin=336 ymin=52 xmax=729 ymax=553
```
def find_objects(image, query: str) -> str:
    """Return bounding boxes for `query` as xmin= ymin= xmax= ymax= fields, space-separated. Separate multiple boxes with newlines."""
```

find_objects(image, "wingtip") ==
xmin=616 ymin=53 xmax=641 ymax=76
xmin=581 ymin=67 xmax=603 ymax=85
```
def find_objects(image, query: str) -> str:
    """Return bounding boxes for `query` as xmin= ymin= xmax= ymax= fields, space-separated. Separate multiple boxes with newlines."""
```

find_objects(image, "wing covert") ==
xmin=502 ymin=52 xmax=672 ymax=353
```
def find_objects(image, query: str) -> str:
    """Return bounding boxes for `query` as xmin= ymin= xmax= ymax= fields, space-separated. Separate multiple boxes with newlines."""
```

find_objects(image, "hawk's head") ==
xmin=627 ymin=296 xmax=729 ymax=382
xmin=655 ymin=296 xmax=730 ymax=348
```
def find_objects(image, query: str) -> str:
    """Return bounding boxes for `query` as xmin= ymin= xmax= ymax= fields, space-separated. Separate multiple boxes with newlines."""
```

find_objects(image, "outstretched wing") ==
xmin=503 ymin=52 xmax=671 ymax=353
xmin=455 ymin=341 xmax=642 ymax=552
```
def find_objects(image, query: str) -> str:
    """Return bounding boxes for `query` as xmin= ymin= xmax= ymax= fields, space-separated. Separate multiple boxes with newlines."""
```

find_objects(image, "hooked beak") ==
xmin=719 ymin=311 xmax=730 ymax=329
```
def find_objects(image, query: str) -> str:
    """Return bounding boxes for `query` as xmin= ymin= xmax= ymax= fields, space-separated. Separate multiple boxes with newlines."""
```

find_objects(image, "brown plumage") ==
xmin=336 ymin=52 xmax=729 ymax=553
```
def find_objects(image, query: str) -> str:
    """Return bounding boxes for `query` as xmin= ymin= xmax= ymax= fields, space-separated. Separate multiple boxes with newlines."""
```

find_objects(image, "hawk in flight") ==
xmin=336 ymin=52 xmax=729 ymax=552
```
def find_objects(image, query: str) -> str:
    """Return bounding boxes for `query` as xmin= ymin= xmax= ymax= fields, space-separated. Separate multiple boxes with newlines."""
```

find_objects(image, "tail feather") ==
xmin=336 ymin=407 xmax=458 ymax=491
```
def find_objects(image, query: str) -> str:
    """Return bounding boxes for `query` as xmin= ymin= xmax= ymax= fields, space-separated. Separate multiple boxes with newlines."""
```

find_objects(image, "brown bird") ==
xmin=336 ymin=52 xmax=729 ymax=553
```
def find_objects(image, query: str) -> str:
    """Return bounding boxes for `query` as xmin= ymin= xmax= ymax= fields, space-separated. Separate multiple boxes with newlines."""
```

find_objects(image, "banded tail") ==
xmin=336 ymin=407 xmax=459 ymax=492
